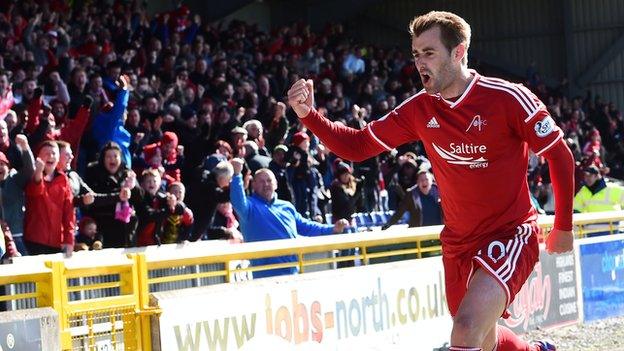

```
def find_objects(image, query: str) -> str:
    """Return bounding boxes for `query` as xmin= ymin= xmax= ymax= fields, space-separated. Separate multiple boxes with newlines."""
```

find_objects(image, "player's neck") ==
xmin=440 ymin=67 xmax=473 ymax=100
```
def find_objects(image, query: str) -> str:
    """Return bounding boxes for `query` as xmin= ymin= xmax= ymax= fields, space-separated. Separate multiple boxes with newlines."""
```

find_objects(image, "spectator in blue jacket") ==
xmin=92 ymin=76 xmax=132 ymax=167
xmin=229 ymin=158 xmax=348 ymax=278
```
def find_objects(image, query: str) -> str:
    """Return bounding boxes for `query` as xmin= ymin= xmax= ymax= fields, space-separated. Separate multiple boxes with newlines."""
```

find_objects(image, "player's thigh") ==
xmin=442 ymin=255 xmax=471 ymax=317
xmin=472 ymin=222 xmax=540 ymax=314
xmin=454 ymin=268 xmax=507 ymax=332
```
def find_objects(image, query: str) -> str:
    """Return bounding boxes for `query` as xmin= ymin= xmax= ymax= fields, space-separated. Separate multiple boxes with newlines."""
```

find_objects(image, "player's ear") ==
xmin=453 ymin=43 xmax=467 ymax=64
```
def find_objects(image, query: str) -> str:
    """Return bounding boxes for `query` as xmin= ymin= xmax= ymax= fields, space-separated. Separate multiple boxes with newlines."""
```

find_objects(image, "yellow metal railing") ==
xmin=0 ymin=211 xmax=622 ymax=350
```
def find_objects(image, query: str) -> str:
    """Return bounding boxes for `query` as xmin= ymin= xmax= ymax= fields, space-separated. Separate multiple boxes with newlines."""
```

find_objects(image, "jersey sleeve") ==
xmin=367 ymin=97 xmax=420 ymax=150
xmin=508 ymin=84 xmax=563 ymax=156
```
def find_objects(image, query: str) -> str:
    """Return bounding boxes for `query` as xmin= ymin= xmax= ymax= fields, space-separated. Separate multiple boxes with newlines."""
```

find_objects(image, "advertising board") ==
xmin=153 ymin=258 xmax=453 ymax=351
xmin=578 ymin=234 xmax=624 ymax=321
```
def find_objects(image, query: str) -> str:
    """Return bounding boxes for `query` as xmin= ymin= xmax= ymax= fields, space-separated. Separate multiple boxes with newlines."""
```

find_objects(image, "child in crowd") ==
xmin=135 ymin=169 xmax=184 ymax=246
xmin=74 ymin=217 xmax=103 ymax=251
xmin=160 ymin=131 xmax=183 ymax=182
xmin=161 ymin=182 xmax=194 ymax=244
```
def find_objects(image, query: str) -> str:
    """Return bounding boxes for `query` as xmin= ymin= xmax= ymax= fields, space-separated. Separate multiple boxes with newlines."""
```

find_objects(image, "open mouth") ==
xmin=421 ymin=73 xmax=431 ymax=85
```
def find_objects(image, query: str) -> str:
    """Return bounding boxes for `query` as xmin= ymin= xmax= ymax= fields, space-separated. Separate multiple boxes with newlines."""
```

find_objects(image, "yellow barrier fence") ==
xmin=0 ymin=211 xmax=622 ymax=350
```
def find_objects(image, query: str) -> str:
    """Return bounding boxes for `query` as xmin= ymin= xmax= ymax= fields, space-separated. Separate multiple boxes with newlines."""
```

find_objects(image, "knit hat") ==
xmin=162 ymin=131 xmax=178 ymax=146
xmin=143 ymin=143 xmax=160 ymax=164
xmin=291 ymin=132 xmax=309 ymax=147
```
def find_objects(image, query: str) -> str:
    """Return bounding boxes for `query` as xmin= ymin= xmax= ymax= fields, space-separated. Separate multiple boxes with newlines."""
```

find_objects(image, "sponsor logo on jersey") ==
xmin=465 ymin=114 xmax=487 ymax=132
xmin=534 ymin=116 xmax=555 ymax=137
xmin=432 ymin=142 xmax=489 ymax=169
xmin=427 ymin=116 xmax=440 ymax=128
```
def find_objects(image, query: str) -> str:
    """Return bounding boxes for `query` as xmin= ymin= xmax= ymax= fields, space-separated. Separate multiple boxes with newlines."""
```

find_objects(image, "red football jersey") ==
xmin=367 ymin=71 xmax=563 ymax=256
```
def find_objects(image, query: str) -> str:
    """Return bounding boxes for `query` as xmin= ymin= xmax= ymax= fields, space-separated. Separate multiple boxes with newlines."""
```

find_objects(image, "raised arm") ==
xmin=287 ymin=79 xmax=417 ymax=162
xmin=288 ymin=80 xmax=383 ymax=161
xmin=229 ymin=158 xmax=249 ymax=220
xmin=50 ymin=72 xmax=70 ymax=105
xmin=14 ymin=135 xmax=35 ymax=187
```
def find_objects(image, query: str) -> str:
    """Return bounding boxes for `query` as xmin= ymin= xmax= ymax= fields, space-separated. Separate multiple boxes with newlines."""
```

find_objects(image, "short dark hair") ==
xmin=79 ymin=216 xmax=97 ymax=231
xmin=98 ymin=141 xmax=123 ymax=166
xmin=107 ymin=60 xmax=122 ymax=70
xmin=71 ymin=67 xmax=86 ymax=77
xmin=37 ymin=140 xmax=59 ymax=155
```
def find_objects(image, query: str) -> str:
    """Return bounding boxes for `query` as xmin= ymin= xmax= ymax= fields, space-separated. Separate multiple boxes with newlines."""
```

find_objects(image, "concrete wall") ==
xmin=0 ymin=308 xmax=59 ymax=351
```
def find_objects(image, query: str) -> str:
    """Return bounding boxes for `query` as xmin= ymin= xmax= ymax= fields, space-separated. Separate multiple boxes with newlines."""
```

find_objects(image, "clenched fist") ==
xmin=230 ymin=158 xmax=244 ymax=175
xmin=287 ymin=79 xmax=315 ymax=118
xmin=14 ymin=134 xmax=29 ymax=151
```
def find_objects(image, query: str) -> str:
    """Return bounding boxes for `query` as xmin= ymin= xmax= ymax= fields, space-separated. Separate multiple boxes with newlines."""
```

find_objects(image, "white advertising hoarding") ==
xmin=153 ymin=258 xmax=452 ymax=351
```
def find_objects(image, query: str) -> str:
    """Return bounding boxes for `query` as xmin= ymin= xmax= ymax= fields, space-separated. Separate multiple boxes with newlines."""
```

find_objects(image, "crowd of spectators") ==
xmin=0 ymin=0 xmax=622 ymax=260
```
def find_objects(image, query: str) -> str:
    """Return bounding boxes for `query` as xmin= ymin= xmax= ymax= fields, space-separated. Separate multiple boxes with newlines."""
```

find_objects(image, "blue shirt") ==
xmin=230 ymin=174 xmax=334 ymax=277
xmin=419 ymin=191 xmax=442 ymax=226
xmin=92 ymin=89 xmax=132 ymax=166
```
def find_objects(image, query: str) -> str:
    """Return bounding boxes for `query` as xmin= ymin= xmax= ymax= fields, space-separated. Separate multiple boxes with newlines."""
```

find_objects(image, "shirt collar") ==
xmin=430 ymin=69 xmax=480 ymax=109
xmin=252 ymin=192 xmax=277 ymax=204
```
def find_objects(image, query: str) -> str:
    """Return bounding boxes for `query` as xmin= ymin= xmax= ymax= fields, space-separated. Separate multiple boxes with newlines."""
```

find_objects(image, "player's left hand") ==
xmin=545 ymin=228 xmax=574 ymax=254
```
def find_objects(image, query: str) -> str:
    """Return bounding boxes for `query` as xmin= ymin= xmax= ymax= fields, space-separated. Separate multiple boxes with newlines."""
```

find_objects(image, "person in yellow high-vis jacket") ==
xmin=574 ymin=165 xmax=624 ymax=236
xmin=574 ymin=165 xmax=624 ymax=212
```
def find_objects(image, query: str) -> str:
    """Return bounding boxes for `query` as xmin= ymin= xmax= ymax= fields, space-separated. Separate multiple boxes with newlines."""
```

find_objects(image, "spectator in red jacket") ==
xmin=24 ymin=140 xmax=75 ymax=256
